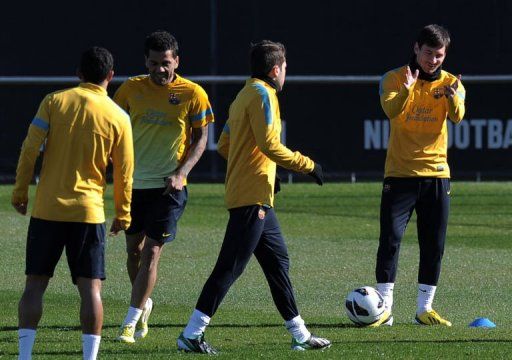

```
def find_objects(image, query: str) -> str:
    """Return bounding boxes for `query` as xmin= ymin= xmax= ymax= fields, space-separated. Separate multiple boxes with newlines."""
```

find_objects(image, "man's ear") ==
xmin=414 ymin=42 xmax=419 ymax=55
xmin=175 ymin=55 xmax=180 ymax=69
xmin=106 ymin=70 xmax=114 ymax=82
xmin=268 ymin=64 xmax=279 ymax=79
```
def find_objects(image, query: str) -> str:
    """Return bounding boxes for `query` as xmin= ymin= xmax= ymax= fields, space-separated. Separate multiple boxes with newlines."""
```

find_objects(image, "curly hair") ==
xmin=144 ymin=30 xmax=179 ymax=57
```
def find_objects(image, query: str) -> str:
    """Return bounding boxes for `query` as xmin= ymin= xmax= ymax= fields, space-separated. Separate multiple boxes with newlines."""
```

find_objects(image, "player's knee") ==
xmin=76 ymin=278 xmax=102 ymax=296
xmin=280 ymin=261 xmax=290 ymax=273
xmin=23 ymin=276 xmax=50 ymax=295
xmin=126 ymin=233 xmax=145 ymax=254
xmin=139 ymin=244 xmax=163 ymax=269
xmin=126 ymin=241 xmax=144 ymax=258
xmin=127 ymin=249 xmax=142 ymax=262
xmin=264 ymin=256 xmax=290 ymax=272
xmin=380 ymin=233 xmax=402 ymax=249
xmin=147 ymin=243 xmax=163 ymax=257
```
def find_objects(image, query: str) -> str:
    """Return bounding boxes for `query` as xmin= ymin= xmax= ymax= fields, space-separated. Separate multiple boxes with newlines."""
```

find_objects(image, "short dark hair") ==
xmin=416 ymin=24 xmax=451 ymax=50
xmin=144 ymin=30 xmax=179 ymax=57
xmin=79 ymin=47 xmax=113 ymax=84
xmin=250 ymin=40 xmax=286 ymax=76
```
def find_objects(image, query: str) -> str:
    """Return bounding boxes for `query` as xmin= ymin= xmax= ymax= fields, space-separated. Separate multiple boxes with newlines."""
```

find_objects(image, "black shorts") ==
xmin=125 ymin=187 xmax=188 ymax=243
xmin=25 ymin=217 xmax=106 ymax=284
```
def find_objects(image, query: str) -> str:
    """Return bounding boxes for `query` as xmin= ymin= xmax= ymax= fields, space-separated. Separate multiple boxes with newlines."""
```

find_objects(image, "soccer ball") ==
xmin=345 ymin=286 xmax=386 ymax=326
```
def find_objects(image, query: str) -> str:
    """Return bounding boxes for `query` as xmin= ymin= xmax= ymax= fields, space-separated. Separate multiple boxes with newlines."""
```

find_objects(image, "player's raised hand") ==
xmin=163 ymin=170 xmax=185 ymax=194
xmin=404 ymin=66 xmax=419 ymax=89
xmin=444 ymin=74 xmax=462 ymax=98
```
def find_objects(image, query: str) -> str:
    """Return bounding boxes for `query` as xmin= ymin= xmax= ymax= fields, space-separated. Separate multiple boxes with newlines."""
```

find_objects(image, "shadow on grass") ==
xmin=281 ymin=206 xmax=512 ymax=231
xmin=0 ymin=322 xmax=356 ymax=333
xmin=336 ymin=339 xmax=512 ymax=344
xmin=2 ymin=349 xmax=185 ymax=356
xmin=2 ymin=338 xmax=512 ymax=357
xmin=3 ymin=349 xmax=182 ymax=356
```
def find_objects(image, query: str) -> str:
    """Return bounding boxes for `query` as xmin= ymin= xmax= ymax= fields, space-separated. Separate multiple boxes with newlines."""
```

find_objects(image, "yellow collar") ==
xmin=79 ymin=82 xmax=107 ymax=95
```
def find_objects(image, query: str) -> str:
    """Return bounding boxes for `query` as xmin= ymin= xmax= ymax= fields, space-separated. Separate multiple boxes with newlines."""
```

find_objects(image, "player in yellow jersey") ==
xmin=114 ymin=31 xmax=214 ymax=342
xmin=177 ymin=41 xmax=330 ymax=353
xmin=12 ymin=47 xmax=134 ymax=360
xmin=375 ymin=25 xmax=465 ymax=327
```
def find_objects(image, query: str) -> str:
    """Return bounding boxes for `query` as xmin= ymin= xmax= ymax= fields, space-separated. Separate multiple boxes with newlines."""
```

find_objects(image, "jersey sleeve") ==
xmin=379 ymin=70 xmax=413 ymax=120
xmin=113 ymin=81 xmax=130 ymax=112
xmin=111 ymin=114 xmax=134 ymax=229
xmin=188 ymin=85 xmax=214 ymax=128
xmin=248 ymin=91 xmax=314 ymax=174
xmin=12 ymin=95 xmax=52 ymax=204
xmin=447 ymin=80 xmax=465 ymax=124
xmin=217 ymin=123 xmax=230 ymax=160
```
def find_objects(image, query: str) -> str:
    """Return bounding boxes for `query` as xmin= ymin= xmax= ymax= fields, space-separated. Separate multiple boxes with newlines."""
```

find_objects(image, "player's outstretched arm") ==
xmin=254 ymin=125 xmax=314 ymax=174
xmin=248 ymin=95 xmax=315 ymax=175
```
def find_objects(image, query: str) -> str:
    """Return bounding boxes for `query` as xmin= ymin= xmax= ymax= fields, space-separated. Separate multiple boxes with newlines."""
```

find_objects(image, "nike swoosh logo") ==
xmin=419 ymin=289 xmax=427 ymax=293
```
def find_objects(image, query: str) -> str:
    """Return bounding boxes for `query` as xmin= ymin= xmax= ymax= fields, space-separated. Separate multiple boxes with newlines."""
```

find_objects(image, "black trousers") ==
xmin=196 ymin=205 xmax=299 ymax=321
xmin=375 ymin=178 xmax=450 ymax=286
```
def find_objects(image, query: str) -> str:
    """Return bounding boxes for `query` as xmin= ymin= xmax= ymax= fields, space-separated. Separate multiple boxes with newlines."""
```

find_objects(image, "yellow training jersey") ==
xmin=379 ymin=66 xmax=465 ymax=178
xmin=217 ymin=78 xmax=314 ymax=209
xmin=12 ymin=83 xmax=134 ymax=227
xmin=114 ymin=74 xmax=214 ymax=189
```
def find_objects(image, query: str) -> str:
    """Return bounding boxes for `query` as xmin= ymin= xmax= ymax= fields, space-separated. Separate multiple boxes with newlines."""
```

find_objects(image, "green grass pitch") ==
xmin=0 ymin=182 xmax=511 ymax=359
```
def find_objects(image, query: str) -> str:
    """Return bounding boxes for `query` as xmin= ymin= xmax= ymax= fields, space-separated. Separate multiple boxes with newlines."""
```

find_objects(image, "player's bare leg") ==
xmin=118 ymin=237 xmax=162 ymax=342
xmin=77 ymin=278 xmax=103 ymax=335
xmin=130 ymin=237 xmax=163 ymax=309
xmin=126 ymin=232 xmax=146 ymax=284
xmin=77 ymin=278 xmax=102 ymax=359
xmin=19 ymin=275 xmax=50 ymax=329
xmin=18 ymin=275 xmax=50 ymax=359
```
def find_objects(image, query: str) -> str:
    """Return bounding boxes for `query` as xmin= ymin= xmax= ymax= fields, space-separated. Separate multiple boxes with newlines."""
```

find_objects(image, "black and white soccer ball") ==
xmin=345 ymin=286 xmax=386 ymax=326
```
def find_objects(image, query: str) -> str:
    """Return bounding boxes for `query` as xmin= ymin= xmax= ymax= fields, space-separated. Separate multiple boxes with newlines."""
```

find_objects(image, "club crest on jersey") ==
xmin=432 ymin=87 xmax=445 ymax=99
xmin=168 ymin=93 xmax=180 ymax=105
xmin=258 ymin=208 xmax=266 ymax=220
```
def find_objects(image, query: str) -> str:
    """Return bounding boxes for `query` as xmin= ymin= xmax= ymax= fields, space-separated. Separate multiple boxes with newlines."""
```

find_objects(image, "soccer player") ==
xmin=114 ymin=30 xmax=214 ymax=342
xmin=12 ymin=47 xmax=134 ymax=360
xmin=177 ymin=40 xmax=331 ymax=353
xmin=375 ymin=24 xmax=465 ymax=326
